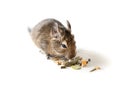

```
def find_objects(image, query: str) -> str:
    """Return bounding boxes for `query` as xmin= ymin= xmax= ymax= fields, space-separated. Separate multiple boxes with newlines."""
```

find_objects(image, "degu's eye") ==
xmin=61 ymin=44 xmax=67 ymax=48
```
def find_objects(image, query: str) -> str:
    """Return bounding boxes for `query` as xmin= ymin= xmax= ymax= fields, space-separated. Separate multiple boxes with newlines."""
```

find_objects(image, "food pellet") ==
xmin=81 ymin=59 xmax=87 ymax=67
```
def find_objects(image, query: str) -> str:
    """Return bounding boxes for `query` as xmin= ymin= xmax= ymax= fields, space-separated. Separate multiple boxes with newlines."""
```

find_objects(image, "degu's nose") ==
xmin=66 ymin=50 xmax=76 ymax=59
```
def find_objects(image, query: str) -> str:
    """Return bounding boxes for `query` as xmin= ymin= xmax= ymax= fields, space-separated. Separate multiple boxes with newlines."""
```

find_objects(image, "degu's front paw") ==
xmin=47 ymin=54 xmax=53 ymax=59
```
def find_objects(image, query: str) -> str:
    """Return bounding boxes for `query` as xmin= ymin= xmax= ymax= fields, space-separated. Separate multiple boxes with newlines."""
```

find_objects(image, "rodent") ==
xmin=28 ymin=18 xmax=76 ymax=60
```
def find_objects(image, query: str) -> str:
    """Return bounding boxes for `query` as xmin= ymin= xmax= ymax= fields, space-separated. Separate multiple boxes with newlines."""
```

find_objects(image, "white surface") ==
xmin=0 ymin=0 xmax=120 ymax=91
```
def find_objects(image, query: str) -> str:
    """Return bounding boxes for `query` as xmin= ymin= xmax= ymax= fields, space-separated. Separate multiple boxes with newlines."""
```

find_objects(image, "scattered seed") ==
xmin=71 ymin=65 xmax=81 ymax=70
xmin=88 ymin=58 xmax=91 ymax=62
xmin=57 ymin=61 xmax=62 ymax=65
xmin=90 ymin=66 xmax=101 ymax=72
xmin=61 ymin=66 xmax=66 ymax=69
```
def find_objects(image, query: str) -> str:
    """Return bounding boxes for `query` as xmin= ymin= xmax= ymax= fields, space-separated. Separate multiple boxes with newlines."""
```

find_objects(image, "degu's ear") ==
xmin=50 ymin=23 xmax=61 ymax=40
xmin=66 ymin=20 xmax=71 ymax=32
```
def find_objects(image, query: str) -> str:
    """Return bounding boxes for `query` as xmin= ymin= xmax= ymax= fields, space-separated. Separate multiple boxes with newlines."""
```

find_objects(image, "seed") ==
xmin=90 ymin=66 xmax=101 ymax=72
xmin=61 ymin=66 xmax=66 ymax=69
xmin=71 ymin=65 xmax=81 ymax=70
xmin=88 ymin=58 xmax=91 ymax=62
xmin=57 ymin=61 xmax=62 ymax=65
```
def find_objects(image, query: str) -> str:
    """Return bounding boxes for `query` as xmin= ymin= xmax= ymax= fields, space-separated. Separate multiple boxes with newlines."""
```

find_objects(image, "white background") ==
xmin=0 ymin=0 xmax=120 ymax=91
